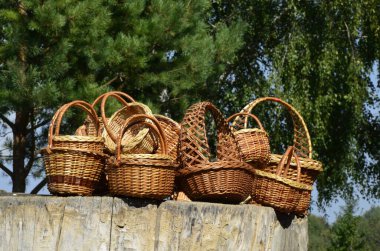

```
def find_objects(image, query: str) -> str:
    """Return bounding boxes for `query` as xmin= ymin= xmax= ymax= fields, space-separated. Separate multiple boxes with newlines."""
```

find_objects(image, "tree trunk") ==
xmin=12 ymin=110 xmax=29 ymax=193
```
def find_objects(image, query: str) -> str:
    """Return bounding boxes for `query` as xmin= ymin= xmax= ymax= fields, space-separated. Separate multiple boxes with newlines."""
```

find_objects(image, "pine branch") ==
xmin=30 ymin=178 xmax=47 ymax=194
xmin=0 ymin=163 xmax=13 ymax=177
xmin=0 ymin=114 xmax=15 ymax=130
xmin=101 ymin=75 xmax=120 ymax=87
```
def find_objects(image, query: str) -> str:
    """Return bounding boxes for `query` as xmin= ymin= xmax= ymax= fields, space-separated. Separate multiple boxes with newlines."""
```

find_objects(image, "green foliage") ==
xmin=358 ymin=207 xmax=380 ymax=250
xmin=309 ymin=205 xmax=380 ymax=251
xmin=328 ymin=199 xmax=368 ymax=251
xmin=308 ymin=214 xmax=331 ymax=251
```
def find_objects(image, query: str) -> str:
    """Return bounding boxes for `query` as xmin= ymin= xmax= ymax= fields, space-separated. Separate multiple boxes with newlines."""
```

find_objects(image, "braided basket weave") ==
xmin=227 ymin=112 xmax=270 ymax=165
xmin=106 ymin=114 xmax=176 ymax=199
xmin=42 ymin=100 xmax=106 ymax=196
xmin=177 ymin=102 xmax=255 ymax=203
xmin=233 ymin=97 xmax=323 ymax=214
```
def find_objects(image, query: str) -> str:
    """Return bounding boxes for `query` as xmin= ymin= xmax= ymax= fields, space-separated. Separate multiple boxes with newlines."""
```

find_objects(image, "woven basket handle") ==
xmin=116 ymin=114 xmax=168 ymax=161
xmin=180 ymin=102 xmax=241 ymax=169
xmin=48 ymin=100 xmax=100 ymax=148
xmin=233 ymin=97 xmax=312 ymax=158
xmin=276 ymin=146 xmax=301 ymax=182
xmin=226 ymin=112 xmax=265 ymax=131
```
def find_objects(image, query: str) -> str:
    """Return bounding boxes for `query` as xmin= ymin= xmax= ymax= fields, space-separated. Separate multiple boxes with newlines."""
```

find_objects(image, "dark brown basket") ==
xmin=227 ymin=112 xmax=270 ymax=165
xmin=177 ymin=102 xmax=255 ymax=203
xmin=252 ymin=146 xmax=311 ymax=213
xmin=106 ymin=114 xmax=176 ymax=199
xmin=42 ymin=100 xmax=106 ymax=196
xmin=233 ymin=97 xmax=323 ymax=214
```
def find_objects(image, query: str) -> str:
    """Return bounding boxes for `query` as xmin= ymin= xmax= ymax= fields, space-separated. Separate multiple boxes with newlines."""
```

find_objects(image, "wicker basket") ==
xmin=233 ymin=97 xmax=323 ymax=214
xmin=42 ymin=100 xmax=106 ymax=196
xmin=106 ymin=114 xmax=176 ymax=199
xmin=177 ymin=102 xmax=255 ymax=204
xmin=227 ymin=112 xmax=270 ymax=165
xmin=252 ymin=146 xmax=312 ymax=212
xmin=102 ymin=100 xmax=156 ymax=154
xmin=75 ymin=91 xmax=135 ymax=136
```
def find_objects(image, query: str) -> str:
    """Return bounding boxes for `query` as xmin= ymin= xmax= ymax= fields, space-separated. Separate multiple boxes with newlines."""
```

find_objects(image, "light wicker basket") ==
xmin=42 ymin=100 xmax=106 ymax=196
xmin=106 ymin=114 xmax=176 ymax=199
xmin=102 ymin=101 xmax=155 ymax=154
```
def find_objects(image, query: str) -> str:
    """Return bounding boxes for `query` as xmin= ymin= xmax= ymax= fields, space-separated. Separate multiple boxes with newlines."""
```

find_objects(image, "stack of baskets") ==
xmin=232 ymin=97 xmax=323 ymax=214
xmin=42 ymin=92 xmax=322 ymax=213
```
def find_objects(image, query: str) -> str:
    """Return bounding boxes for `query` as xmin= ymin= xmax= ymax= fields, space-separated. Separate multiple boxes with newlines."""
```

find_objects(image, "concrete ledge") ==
xmin=0 ymin=195 xmax=307 ymax=250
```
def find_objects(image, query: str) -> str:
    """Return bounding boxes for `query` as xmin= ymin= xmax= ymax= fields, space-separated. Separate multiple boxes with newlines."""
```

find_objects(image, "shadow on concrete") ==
xmin=275 ymin=210 xmax=296 ymax=229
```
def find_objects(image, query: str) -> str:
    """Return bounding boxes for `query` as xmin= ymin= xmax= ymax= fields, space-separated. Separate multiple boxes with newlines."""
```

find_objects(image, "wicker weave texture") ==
xmin=251 ymin=146 xmax=309 ymax=212
xmin=155 ymin=114 xmax=180 ymax=161
xmin=233 ymin=97 xmax=312 ymax=158
xmin=43 ymin=100 xmax=105 ymax=196
xmin=178 ymin=102 xmax=254 ymax=203
xmin=102 ymin=102 xmax=156 ymax=154
xmin=227 ymin=112 xmax=270 ymax=165
xmin=106 ymin=114 xmax=176 ymax=199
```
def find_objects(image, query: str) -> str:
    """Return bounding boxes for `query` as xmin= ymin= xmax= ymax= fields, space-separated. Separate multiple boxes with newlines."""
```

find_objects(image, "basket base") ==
xmin=180 ymin=169 xmax=253 ymax=204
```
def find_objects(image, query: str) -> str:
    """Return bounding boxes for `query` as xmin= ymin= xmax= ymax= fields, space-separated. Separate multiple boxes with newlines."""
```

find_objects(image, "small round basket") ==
xmin=252 ymin=146 xmax=312 ymax=213
xmin=42 ymin=100 xmax=106 ymax=196
xmin=227 ymin=112 xmax=270 ymax=165
xmin=106 ymin=114 xmax=176 ymax=199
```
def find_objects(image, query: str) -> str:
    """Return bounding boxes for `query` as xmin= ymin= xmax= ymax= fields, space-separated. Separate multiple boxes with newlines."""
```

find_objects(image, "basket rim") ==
xmin=255 ymin=169 xmax=312 ymax=190
xmin=52 ymin=135 xmax=104 ymax=142
xmin=270 ymin=153 xmax=323 ymax=171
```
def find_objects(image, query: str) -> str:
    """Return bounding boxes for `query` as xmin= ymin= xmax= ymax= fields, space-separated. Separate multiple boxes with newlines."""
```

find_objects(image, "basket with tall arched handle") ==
xmin=99 ymin=91 xmax=155 ymax=154
xmin=177 ymin=102 xmax=255 ymax=204
xmin=75 ymin=91 xmax=135 ymax=136
xmin=232 ymin=97 xmax=323 ymax=214
xmin=227 ymin=112 xmax=270 ymax=165
xmin=42 ymin=100 xmax=106 ymax=196
xmin=106 ymin=114 xmax=176 ymax=199
xmin=252 ymin=146 xmax=312 ymax=212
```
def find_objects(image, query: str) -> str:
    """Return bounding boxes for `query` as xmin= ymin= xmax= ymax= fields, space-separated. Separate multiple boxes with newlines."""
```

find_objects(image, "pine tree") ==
xmin=328 ymin=199 xmax=368 ymax=251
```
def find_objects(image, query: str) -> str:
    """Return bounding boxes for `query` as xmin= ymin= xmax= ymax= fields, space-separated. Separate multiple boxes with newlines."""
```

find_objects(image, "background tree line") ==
xmin=0 ymin=0 xmax=379 ymax=210
xmin=309 ymin=201 xmax=380 ymax=251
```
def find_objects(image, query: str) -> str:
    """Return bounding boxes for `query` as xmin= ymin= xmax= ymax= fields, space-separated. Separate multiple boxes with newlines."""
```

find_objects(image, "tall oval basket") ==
xmin=106 ymin=114 xmax=176 ymax=199
xmin=177 ymin=102 xmax=255 ymax=204
xmin=233 ymin=97 xmax=323 ymax=214
xmin=42 ymin=100 xmax=106 ymax=196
